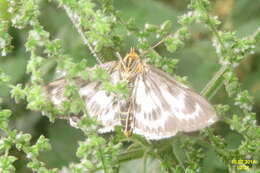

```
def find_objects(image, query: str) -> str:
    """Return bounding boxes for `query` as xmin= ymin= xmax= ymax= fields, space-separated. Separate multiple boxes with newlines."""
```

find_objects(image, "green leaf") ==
xmin=0 ymin=20 xmax=13 ymax=56
xmin=10 ymin=84 xmax=26 ymax=103
xmin=165 ymin=36 xmax=183 ymax=53
xmin=0 ymin=109 xmax=11 ymax=130
xmin=92 ymin=66 xmax=109 ymax=81
xmin=0 ymin=155 xmax=17 ymax=173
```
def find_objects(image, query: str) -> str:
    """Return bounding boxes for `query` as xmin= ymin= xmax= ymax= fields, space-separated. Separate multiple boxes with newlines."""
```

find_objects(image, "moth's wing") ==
xmin=79 ymin=69 xmax=125 ymax=133
xmin=44 ymin=61 xmax=123 ymax=132
xmin=44 ymin=61 xmax=116 ymax=106
xmin=132 ymin=66 xmax=218 ymax=140
xmin=44 ymin=77 xmax=87 ymax=106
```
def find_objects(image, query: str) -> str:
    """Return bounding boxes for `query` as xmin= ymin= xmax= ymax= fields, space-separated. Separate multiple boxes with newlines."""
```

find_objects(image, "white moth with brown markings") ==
xmin=44 ymin=48 xmax=218 ymax=140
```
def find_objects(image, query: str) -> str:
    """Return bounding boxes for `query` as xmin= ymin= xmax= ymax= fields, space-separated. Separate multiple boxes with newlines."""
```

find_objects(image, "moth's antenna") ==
xmin=140 ymin=34 xmax=172 ymax=57
xmin=116 ymin=52 xmax=126 ymax=69
xmin=130 ymin=47 xmax=135 ymax=53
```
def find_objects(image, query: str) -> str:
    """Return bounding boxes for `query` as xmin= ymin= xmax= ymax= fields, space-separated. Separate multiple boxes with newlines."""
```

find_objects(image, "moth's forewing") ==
xmin=78 ymin=70 xmax=125 ymax=133
xmin=132 ymin=66 xmax=217 ymax=140
xmin=44 ymin=77 xmax=87 ymax=106
xmin=44 ymin=61 xmax=123 ymax=131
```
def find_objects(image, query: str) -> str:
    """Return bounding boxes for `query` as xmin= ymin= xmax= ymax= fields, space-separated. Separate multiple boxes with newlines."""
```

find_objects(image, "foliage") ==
xmin=0 ymin=0 xmax=259 ymax=173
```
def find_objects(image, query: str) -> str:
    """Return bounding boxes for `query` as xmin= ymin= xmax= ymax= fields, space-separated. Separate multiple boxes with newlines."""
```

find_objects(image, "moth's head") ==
xmin=124 ymin=47 xmax=139 ymax=61
xmin=119 ymin=48 xmax=144 ymax=81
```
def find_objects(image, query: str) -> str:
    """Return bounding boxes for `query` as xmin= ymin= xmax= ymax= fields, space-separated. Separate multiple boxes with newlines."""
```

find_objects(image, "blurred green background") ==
xmin=0 ymin=0 xmax=259 ymax=172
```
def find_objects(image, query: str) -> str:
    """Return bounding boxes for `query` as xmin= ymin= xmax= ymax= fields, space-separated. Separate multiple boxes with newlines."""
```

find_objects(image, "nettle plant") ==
xmin=0 ymin=0 xmax=259 ymax=173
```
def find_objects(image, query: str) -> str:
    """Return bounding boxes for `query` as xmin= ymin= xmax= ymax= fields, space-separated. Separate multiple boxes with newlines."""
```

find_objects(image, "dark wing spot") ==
xmin=181 ymin=94 xmax=196 ymax=115
xmin=164 ymin=116 xmax=178 ymax=132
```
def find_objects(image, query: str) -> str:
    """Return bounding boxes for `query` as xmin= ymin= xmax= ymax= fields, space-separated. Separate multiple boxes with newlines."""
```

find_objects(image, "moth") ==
xmin=44 ymin=48 xmax=218 ymax=140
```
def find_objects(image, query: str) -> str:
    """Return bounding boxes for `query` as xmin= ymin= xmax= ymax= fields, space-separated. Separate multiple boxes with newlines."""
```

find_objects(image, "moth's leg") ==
xmin=118 ymin=111 xmax=129 ymax=120
xmin=131 ymin=104 xmax=135 ymax=135
xmin=118 ymin=101 xmax=130 ymax=135
xmin=124 ymin=112 xmax=130 ymax=136
xmin=123 ymin=101 xmax=134 ymax=137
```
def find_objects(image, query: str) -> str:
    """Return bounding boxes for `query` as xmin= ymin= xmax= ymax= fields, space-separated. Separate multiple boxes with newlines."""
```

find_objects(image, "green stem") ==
xmin=201 ymin=65 xmax=228 ymax=99
xmin=62 ymin=5 xmax=103 ymax=64
xmin=142 ymin=152 xmax=148 ymax=173
xmin=117 ymin=148 xmax=145 ymax=163
xmin=93 ymin=147 xmax=145 ymax=172
xmin=172 ymin=144 xmax=185 ymax=171
xmin=198 ymin=0 xmax=230 ymax=99
xmin=98 ymin=145 xmax=108 ymax=173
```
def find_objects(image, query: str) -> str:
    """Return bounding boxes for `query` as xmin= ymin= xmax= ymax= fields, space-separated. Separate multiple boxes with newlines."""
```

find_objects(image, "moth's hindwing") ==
xmin=132 ymin=66 xmax=218 ymax=140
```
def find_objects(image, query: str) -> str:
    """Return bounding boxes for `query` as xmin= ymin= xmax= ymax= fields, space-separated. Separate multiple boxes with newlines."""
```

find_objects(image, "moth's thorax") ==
xmin=118 ymin=48 xmax=145 ymax=81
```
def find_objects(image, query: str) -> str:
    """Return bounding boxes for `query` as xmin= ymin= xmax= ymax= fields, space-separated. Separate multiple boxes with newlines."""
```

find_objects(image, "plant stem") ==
xmin=142 ymin=152 xmax=148 ymax=173
xmin=172 ymin=144 xmax=185 ymax=171
xmin=62 ymin=5 xmax=103 ymax=64
xmin=98 ymin=145 xmax=108 ymax=173
xmin=201 ymin=65 xmax=228 ymax=99
xmin=199 ymin=1 xmax=229 ymax=100
xmin=117 ymin=148 xmax=145 ymax=163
